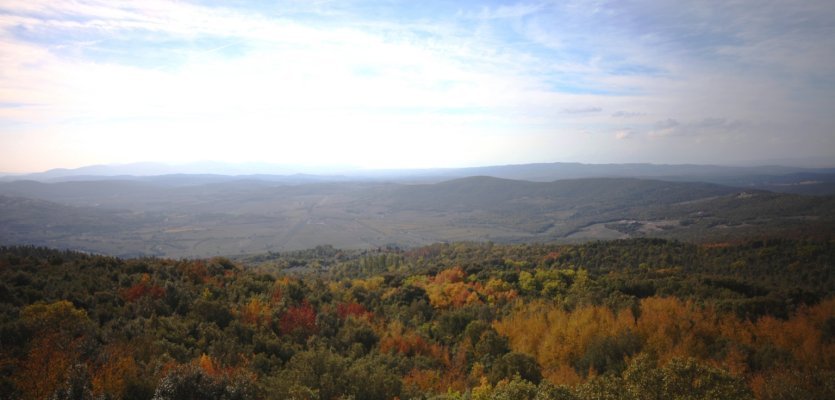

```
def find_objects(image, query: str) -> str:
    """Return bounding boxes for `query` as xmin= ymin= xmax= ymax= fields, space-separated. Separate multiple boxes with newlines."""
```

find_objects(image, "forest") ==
xmin=1 ymin=238 xmax=833 ymax=399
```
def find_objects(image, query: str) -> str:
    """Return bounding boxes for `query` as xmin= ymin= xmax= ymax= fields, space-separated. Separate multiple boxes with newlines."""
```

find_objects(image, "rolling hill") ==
xmin=1 ymin=175 xmax=833 ymax=258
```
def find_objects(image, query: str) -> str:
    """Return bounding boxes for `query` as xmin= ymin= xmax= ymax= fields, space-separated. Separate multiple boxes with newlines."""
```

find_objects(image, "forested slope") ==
xmin=1 ymin=239 xmax=833 ymax=399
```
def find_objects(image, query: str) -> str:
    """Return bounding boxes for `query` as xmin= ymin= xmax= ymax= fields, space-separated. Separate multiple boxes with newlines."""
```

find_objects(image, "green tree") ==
xmin=489 ymin=352 xmax=542 ymax=385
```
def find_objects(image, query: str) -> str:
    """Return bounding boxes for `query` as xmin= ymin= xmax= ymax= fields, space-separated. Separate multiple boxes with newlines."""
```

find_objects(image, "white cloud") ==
xmin=611 ymin=111 xmax=644 ymax=118
xmin=647 ymin=117 xmax=745 ymax=138
xmin=614 ymin=130 xmax=633 ymax=140
xmin=0 ymin=0 xmax=833 ymax=172
xmin=462 ymin=3 xmax=545 ymax=20
xmin=563 ymin=106 xmax=602 ymax=114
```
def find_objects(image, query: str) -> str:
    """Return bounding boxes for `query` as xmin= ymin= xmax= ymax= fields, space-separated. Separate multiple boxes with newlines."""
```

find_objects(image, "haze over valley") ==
xmin=2 ymin=162 xmax=833 ymax=258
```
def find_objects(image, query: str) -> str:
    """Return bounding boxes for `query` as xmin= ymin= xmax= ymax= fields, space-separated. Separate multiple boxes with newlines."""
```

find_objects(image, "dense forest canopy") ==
xmin=1 ymin=238 xmax=833 ymax=399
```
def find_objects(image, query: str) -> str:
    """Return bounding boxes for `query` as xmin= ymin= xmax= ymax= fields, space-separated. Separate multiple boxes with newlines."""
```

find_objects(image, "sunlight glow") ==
xmin=1 ymin=0 xmax=834 ymax=172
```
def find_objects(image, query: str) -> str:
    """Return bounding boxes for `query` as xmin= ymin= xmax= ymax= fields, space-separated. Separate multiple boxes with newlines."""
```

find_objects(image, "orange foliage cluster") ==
xmin=270 ymin=286 xmax=283 ymax=304
xmin=15 ymin=301 xmax=91 ymax=400
xmin=179 ymin=260 xmax=209 ymax=283
xmin=177 ymin=260 xmax=226 ymax=287
xmin=239 ymin=298 xmax=271 ymax=327
xmin=495 ymin=296 xmax=835 ymax=390
xmin=14 ymin=333 xmax=79 ymax=400
xmin=270 ymin=277 xmax=295 ymax=305
xmin=402 ymin=345 xmax=470 ymax=394
xmin=431 ymin=281 xmax=481 ymax=309
xmin=404 ymin=367 xmax=468 ymax=394
xmin=196 ymin=354 xmax=237 ymax=377
xmin=90 ymin=344 xmax=139 ymax=398
xmin=417 ymin=267 xmax=517 ymax=309
xmin=279 ymin=301 xmax=318 ymax=337
xmin=380 ymin=329 xmax=434 ymax=357
xmin=482 ymin=278 xmax=518 ymax=304
xmin=403 ymin=368 xmax=443 ymax=394
xmin=379 ymin=321 xmax=446 ymax=359
xmin=433 ymin=267 xmax=466 ymax=284
xmin=542 ymin=251 xmax=562 ymax=263
xmin=336 ymin=301 xmax=371 ymax=320
xmin=156 ymin=354 xmax=252 ymax=391
xmin=121 ymin=273 xmax=165 ymax=302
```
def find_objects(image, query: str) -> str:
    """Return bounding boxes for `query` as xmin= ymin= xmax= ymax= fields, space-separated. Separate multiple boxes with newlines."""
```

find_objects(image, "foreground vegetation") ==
xmin=1 ymin=238 xmax=834 ymax=399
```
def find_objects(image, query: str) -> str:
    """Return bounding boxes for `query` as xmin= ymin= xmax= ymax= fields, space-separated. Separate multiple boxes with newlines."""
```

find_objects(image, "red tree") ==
xmin=279 ymin=301 xmax=317 ymax=338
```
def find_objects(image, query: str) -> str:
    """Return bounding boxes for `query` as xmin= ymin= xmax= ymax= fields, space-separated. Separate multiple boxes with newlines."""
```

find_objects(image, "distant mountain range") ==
xmin=3 ymin=161 xmax=835 ymax=195
xmin=1 ymin=161 xmax=329 ymax=180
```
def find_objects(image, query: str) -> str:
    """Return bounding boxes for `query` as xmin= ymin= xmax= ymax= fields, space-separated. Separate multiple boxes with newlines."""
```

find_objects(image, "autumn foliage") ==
xmin=337 ymin=301 xmax=371 ymax=320
xmin=495 ymin=296 xmax=835 ymax=391
xmin=239 ymin=298 xmax=271 ymax=327
xmin=413 ymin=266 xmax=517 ymax=309
xmin=121 ymin=273 xmax=165 ymax=302
xmin=279 ymin=300 xmax=318 ymax=338
xmin=2 ymin=240 xmax=834 ymax=399
xmin=14 ymin=301 xmax=90 ymax=400
xmin=90 ymin=344 xmax=139 ymax=398
xmin=379 ymin=321 xmax=437 ymax=357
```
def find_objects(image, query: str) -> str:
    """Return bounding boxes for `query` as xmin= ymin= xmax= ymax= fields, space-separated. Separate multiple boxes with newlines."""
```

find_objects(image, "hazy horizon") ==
xmin=2 ymin=1 xmax=835 ymax=173
xmin=3 ymin=156 xmax=835 ymax=177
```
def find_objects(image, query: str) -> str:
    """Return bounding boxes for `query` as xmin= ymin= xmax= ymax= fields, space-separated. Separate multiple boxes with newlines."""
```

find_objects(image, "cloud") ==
xmin=563 ymin=106 xmax=602 ymax=114
xmin=615 ymin=130 xmax=634 ymax=140
xmin=655 ymin=118 xmax=680 ymax=129
xmin=648 ymin=117 xmax=744 ymax=138
xmin=611 ymin=111 xmax=645 ymax=118
xmin=463 ymin=3 xmax=545 ymax=20
xmin=1 ymin=1 xmax=595 ymax=170
xmin=0 ymin=0 xmax=834 ymax=171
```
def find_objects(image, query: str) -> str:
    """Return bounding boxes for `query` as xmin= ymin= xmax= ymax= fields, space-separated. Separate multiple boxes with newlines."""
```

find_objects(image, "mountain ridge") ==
xmin=6 ymin=161 xmax=835 ymax=195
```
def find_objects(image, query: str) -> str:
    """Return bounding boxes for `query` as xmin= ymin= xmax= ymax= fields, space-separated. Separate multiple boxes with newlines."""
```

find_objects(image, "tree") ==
xmin=490 ymin=352 xmax=542 ymax=385
xmin=267 ymin=346 xmax=349 ymax=400
xmin=620 ymin=354 xmax=752 ymax=400
xmin=151 ymin=364 xmax=254 ymax=400
xmin=50 ymin=364 xmax=93 ymax=400
xmin=279 ymin=301 xmax=318 ymax=340
xmin=15 ymin=301 xmax=91 ymax=400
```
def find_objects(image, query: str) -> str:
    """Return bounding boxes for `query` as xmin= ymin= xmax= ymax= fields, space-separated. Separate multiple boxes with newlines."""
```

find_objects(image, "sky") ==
xmin=1 ymin=0 xmax=834 ymax=173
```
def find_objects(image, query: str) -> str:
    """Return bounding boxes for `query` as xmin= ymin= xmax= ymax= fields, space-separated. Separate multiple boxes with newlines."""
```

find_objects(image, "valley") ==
xmin=2 ymin=170 xmax=834 ymax=258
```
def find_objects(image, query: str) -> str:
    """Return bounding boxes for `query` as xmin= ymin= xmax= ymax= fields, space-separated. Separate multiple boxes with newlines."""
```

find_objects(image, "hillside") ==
xmin=1 ymin=239 xmax=833 ymax=399
xmin=1 ymin=177 xmax=833 ymax=258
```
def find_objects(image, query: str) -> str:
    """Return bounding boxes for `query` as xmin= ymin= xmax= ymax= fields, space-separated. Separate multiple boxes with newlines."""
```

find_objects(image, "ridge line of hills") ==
xmin=3 ymin=160 xmax=835 ymax=194
xmin=2 ymin=174 xmax=833 ymax=258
